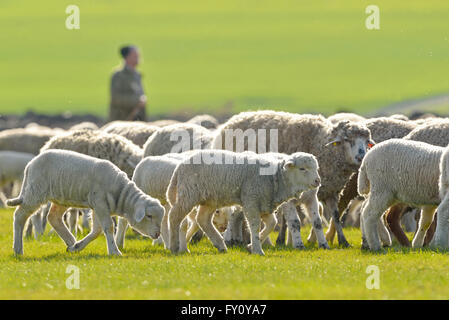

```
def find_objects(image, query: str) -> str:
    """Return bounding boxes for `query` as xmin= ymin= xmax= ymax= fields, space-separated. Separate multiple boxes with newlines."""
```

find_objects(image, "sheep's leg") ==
xmin=168 ymin=203 xmax=190 ymax=254
xmin=424 ymin=212 xmax=437 ymax=246
xmin=13 ymin=204 xmax=40 ymax=255
xmin=47 ymin=203 xmax=76 ymax=249
xmin=186 ymin=217 xmax=200 ymax=245
xmin=69 ymin=214 xmax=102 ymax=252
xmin=81 ymin=209 xmax=91 ymax=231
xmin=0 ymin=191 xmax=8 ymax=207
xmin=24 ymin=217 xmax=34 ymax=239
xmin=160 ymin=204 xmax=171 ymax=248
xmin=432 ymin=196 xmax=449 ymax=249
xmin=281 ymin=201 xmax=304 ymax=249
xmin=377 ymin=215 xmax=392 ymax=247
xmin=412 ymin=206 xmax=436 ymax=248
xmin=244 ymin=208 xmax=264 ymax=255
xmin=361 ymin=194 xmax=392 ymax=251
xmin=325 ymin=197 xmax=350 ymax=247
xmin=223 ymin=210 xmax=244 ymax=246
xmin=385 ymin=204 xmax=410 ymax=247
xmin=178 ymin=216 xmax=190 ymax=253
xmin=196 ymin=205 xmax=227 ymax=253
xmin=115 ymin=217 xmax=129 ymax=250
xmin=30 ymin=208 xmax=45 ymax=239
xmin=275 ymin=209 xmax=287 ymax=246
xmin=301 ymin=191 xmax=329 ymax=249
xmin=259 ymin=212 xmax=277 ymax=246
xmin=93 ymin=207 xmax=121 ymax=256
xmin=65 ymin=208 xmax=79 ymax=237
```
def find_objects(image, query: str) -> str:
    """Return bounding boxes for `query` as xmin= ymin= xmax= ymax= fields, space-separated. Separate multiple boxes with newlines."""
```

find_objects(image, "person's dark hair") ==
xmin=120 ymin=45 xmax=136 ymax=59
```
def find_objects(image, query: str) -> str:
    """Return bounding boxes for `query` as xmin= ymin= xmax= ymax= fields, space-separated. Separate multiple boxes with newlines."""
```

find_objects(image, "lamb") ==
xmin=143 ymin=123 xmax=213 ymax=157
xmin=6 ymin=149 xmax=164 ymax=256
xmin=41 ymin=129 xmax=143 ymax=178
xmin=432 ymin=146 xmax=449 ymax=249
xmin=166 ymin=149 xmax=321 ymax=255
xmin=212 ymin=110 xmax=373 ymax=247
xmin=0 ymin=128 xmax=59 ymax=155
xmin=0 ymin=151 xmax=34 ymax=205
xmin=101 ymin=121 xmax=159 ymax=147
xmin=358 ymin=139 xmax=444 ymax=251
xmin=116 ymin=153 xmax=230 ymax=251
xmin=187 ymin=114 xmax=220 ymax=130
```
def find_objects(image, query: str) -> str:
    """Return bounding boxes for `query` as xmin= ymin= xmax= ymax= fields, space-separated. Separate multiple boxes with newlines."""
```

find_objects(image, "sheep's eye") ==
xmin=147 ymin=215 xmax=152 ymax=220
xmin=299 ymin=168 xmax=306 ymax=171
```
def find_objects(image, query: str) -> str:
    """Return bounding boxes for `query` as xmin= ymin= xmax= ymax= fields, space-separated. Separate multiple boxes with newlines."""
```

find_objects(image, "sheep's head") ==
xmin=283 ymin=152 xmax=321 ymax=196
xmin=129 ymin=197 xmax=164 ymax=239
xmin=326 ymin=121 xmax=374 ymax=166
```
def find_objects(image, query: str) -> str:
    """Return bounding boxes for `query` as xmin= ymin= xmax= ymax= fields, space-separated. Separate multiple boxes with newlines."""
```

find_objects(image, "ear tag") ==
xmin=333 ymin=142 xmax=337 ymax=146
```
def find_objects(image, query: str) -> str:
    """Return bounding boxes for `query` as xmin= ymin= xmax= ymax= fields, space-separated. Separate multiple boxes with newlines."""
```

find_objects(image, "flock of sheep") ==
xmin=1 ymin=110 xmax=449 ymax=256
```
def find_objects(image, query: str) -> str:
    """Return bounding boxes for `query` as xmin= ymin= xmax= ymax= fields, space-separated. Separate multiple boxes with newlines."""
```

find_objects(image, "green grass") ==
xmin=0 ymin=1 xmax=449 ymax=117
xmin=1 ymin=208 xmax=449 ymax=299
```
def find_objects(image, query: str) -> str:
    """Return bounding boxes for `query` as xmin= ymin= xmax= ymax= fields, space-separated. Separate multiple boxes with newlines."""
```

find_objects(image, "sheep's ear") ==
xmin=135 ymin=207 xmax=146 ymax=223
xmin=283 ymin=160 xmax=296 ymax=170
xmin=324 ymin=136 xmax=342 ymax=147
xmin=367 ymin=139 xmax=375 ymax=149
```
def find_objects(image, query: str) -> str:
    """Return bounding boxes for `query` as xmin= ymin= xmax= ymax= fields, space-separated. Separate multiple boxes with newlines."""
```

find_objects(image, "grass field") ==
xmin=1 ymin=208 xmax=448 ymax=300
xmin=1 ymin=1 xmax=449 ymax=116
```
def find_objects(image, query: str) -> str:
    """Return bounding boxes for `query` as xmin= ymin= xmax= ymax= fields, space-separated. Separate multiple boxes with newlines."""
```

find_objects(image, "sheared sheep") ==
xmin=188 ymin=114 xmax=219 ymax=130
xmin=41 ymin=129 xmax=142 ymax=178
xmin=212 ymin=110 xmax=373 ymax=247
xmin=143 ymin=123 xmax=213 ymax=157
xmin=166 ymin=149 xmax=321 ymax=255
xmin=6 ymin=149 xmax=164 ymax=256
xmin=101 ymin=121 xmax=159 ymax=147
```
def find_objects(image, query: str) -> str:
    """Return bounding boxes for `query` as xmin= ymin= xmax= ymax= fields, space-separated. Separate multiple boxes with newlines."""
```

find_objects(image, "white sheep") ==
xmin=41 ymin=129 xmax=143 ymax=179
xmin=7 ymin=149 xmax=164 ymax=256
xmin=143 ymin=123 xmax=213 ymax=157
xmin=0 ymin=128 xmax=59 ymax=155
xmin=0 ymin=151 xmax=34 ymax=205
xmin=433 ymin=146 xmax=449 ymax=249
xmin=358 ymin=139 xmax=443 ymax=251
xmin=212 ymin=110 xmax=373 ymax=247
xmin=187 ymin=114 xmax=220 ymax=130
xmin=69 ymin=122 xmax=99 ymax=131
xmin=101 ymin=121 xmax=159 ymax=147
xmin=117 ymin=153 xmax=229 ymax=252
xmin=166 ymin=149 xmax=321 ymax=255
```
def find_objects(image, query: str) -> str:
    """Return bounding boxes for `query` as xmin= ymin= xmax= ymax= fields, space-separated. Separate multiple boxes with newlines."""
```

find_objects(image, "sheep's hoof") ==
xmin=178 ymin=248 xmax=190 ymax=254
xmin=217 ymin=247 xmax=228 ymax=253
xmin=338 ymin=239 xmax=351 ymax=248
xmin=293 ymin=243 xmax=305 ymax=250
xmin=319 ymin=242 xmax=330 ymax=249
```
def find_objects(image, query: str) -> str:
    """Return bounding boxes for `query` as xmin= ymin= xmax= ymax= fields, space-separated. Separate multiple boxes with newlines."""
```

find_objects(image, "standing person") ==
xmin=109 ymin=45 xmax=147 ymax=121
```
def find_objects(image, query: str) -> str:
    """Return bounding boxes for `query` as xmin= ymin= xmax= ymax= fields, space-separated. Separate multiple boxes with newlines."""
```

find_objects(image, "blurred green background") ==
xmin=0 ymin=0 xmax=448 ymax=117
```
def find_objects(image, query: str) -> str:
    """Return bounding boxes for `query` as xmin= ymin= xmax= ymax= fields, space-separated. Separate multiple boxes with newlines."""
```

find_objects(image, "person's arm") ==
xmin=126 ymin=95 xmax=147 ymax=121
xmin=110 ymin=73 xmax=141 ymax=106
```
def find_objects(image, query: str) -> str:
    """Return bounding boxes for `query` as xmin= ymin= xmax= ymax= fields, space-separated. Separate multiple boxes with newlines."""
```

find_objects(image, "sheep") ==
xmin=381 ymin=119 xmax=449 ymax=246
xmin=328 ymin=112 xmax=366 ymax=124
xmin=337 ymin=117 xmax=418 ymax=230
xmin=69 ymin=122 xmax=99 ymax=131
xmin=0 ymin=151 xmax=34 ymax=205
xmin=101 ymin=121 xmax=159 ymax=147
xmin=166 ymin=149 xmax=322 ymax=255
xmin=212 ymin=110 xmax=373 ymax=247
xmin=388 ymin=114 xmax=409 ymax=121
xmin=6 ymin=149 xmax=164 ymax=256
xmin=40 ymin=129 xmax=143 ymax=179
xmin=143 ymin=123 xmax=213 ymax=157
xmin=0 ymin=128 xmax=59 ymax=155
xmin=358 ymin=139 xmax=444 ymax=251
xmin=432 ymin=146 xmax=449 ymax=249
xmin=116 ymin=153 xmax=230 ymax=251
xmin=187 ymin=114 xmax=219 ymax=130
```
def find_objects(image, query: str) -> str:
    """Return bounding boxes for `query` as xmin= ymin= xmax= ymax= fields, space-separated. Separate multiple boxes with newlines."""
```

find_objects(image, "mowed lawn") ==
xmin=0 ymin=0 xmax=449 ymax=116
xmin=0 ymin=208 xmax=448 ymax=299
